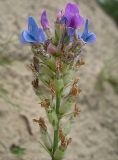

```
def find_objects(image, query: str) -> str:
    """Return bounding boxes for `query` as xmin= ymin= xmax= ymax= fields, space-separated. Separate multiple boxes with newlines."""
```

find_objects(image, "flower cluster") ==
xmin=20 ymin=2 xmax=96 ymax=160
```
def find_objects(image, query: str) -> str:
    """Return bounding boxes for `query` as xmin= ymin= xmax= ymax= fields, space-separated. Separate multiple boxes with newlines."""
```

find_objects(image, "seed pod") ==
xmin=63 ymin=70 xmax=74 ymax=85
xmin=59 ymin=98 xmax=73 ymax=114
xmin=62 ymin=85 xmax=71 ymax=97
xmin=47 ymin=109 xmax=58 ymax=130
xmin=40 ymin=128 xmax=52 ymax=150
xmin=63 ymin=117 xmax=74 ymax=135
xmin=54 ymin=146 xmax=65 ymax=160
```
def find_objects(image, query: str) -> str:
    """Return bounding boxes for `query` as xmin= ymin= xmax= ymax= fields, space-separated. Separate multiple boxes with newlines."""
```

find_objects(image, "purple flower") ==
xmin=78 ymin=19 xmax=96 ymax=44
xmin=20 ymin=16 xmax=46 ymax=44
xmin=41 ymin=10 xmax=49 ymax=29
xmin=63 ymin=3 xmax=84 ymax=29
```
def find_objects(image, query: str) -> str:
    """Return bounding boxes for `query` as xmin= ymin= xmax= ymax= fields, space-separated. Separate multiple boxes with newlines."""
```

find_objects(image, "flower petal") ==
xmin=64 ymin=3 xmax=79 ymax=17
xmin=41 ymin=10 xmax=49 ymax=29
xmin=20 ymin=30 xmax=37 ymax=43
xmin=78 ymin=19 xmax=96 ymax=44
xmin=68 ymin=14 xmax=84 ymax=29
xmin=38 ymin=28 xmax=47 ymax=43
xmin=77 ymin=15 xmax=84 ymax=28
xmin=20 ymin=31 xmax=27 ymax=43
xmin=85 ymin=32 xmax=96 ymax=43
xmin=28 ymin=16 xmax=39 ymax=41
xmin=81 ymin=19 xmax=89 ymax=40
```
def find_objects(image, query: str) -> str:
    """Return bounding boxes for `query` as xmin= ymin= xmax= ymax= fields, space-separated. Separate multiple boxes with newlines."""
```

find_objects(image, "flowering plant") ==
xmin=20 ymin=2 xmax=96 ymax=160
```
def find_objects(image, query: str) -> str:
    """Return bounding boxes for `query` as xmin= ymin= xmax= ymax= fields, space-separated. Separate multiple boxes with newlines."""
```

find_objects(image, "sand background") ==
xmin=0 ymin=0 xmax=118 ymax=160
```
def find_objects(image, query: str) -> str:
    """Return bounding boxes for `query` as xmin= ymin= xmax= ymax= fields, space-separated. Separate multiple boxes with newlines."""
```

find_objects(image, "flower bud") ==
xmin=47 ymin=43 xmax=57 ymax=55
xmin=56 ymin=10 xmax=63 ymax=22
xmin=54 ymin=23 xmax=61 ymax=45
xmin=54 ymin=21 xmax=66 ymax=46
xmin=41 ymin=10 xmax=49 ymax=29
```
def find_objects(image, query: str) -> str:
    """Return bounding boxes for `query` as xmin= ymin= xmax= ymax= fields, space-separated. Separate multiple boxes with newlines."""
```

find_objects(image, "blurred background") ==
xmin=0 ymin=0 xmax=118 ymax=160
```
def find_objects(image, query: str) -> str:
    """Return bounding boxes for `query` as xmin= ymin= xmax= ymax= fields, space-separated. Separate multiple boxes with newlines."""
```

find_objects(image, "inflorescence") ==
xmin=20 ymin=2 xmax=96 ymax=160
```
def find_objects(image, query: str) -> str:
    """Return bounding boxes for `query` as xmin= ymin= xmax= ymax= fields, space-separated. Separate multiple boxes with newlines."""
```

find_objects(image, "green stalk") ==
xmin=52 ymin=92 xmax=61 ymax=159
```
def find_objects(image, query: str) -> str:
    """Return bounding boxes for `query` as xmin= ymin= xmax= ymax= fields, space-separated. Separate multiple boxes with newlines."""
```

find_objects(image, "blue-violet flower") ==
xmin=78 ymin=19 xmax=96 ymax=44
xmin=20 ymin=16 xmax=46 ymax=44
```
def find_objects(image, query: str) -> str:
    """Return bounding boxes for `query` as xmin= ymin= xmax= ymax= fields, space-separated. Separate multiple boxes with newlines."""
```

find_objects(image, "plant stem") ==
xmin=56 ymin=92 xmax=60 ymax=114
xmin=52 ymin=92 xmax=61 ymax=158
xmin=53 ymin=121 xmax=59 ymax=152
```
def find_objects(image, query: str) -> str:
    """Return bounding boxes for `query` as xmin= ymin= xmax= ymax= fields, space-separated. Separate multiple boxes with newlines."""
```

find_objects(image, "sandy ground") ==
xmin=0 ymin=0 xmax=118 ymax=160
